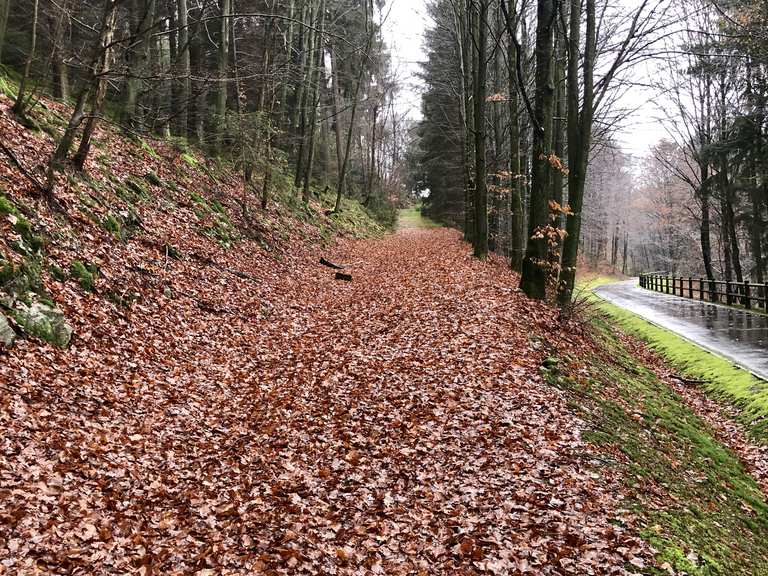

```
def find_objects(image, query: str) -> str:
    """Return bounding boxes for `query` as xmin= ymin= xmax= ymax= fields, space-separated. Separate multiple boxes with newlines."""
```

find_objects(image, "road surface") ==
xmin=596 ymin=279 xmax=768 ymax=381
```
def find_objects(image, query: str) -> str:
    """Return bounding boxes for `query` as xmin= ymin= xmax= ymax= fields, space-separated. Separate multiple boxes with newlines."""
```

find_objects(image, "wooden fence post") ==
xmin=726 ymin=281 xmax=733 ymax=305
xmin=688 ymin=277 xmax=693 ymax=299
xmin=744 ymin=280 xmax=751 ymax=309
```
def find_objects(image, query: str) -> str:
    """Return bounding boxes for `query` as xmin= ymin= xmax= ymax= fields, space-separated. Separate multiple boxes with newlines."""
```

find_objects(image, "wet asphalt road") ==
xmin=595 ymin=279 xmax=768 ymax=381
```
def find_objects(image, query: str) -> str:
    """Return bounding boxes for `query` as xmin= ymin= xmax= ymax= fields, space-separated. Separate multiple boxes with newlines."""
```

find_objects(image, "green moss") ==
xmin=145 ymin=170 xmax=164 ymax=187
xmin=125 ymin=176 xmax=149 ymax=201
xmin=49 ymin=263 xmax=67 ymax=282
xmin=181 ymin=152 xmax=198 ymax=167
xmin=69 ymin=260 xmax=96 ymax=292
xmin=556 ymin=317 xmax=768 ymax=575
xmin=0 ymin=257 xmax=46 ymax=300
xmin=0 ymin=69 xmax=19 ymax=99
xmin=596 ymin=299 xmax=768 ymax=443
xmin=0 ymin=193 xmax=18 ymax=216
xmin=139 ymin=138 xmax=160 ymax=160
xmin=101 ymin=213 xmax=122 ymax=239
xmin=190 ymin=190 xmax=208 ymax=207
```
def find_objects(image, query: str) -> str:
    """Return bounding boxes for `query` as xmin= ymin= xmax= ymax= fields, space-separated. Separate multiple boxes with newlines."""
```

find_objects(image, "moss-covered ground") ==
xmin=552 ymin=318 xmax=768 ymax=575
xmin=397 ymin=205 xmax=441 ymax=230
xmin=594 ymin=297 xmax=768 ymax=444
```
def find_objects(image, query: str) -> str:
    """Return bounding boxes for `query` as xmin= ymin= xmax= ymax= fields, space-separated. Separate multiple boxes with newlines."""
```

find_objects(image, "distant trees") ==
xmin=653 ymin=0 xmax=768 ymax=285
xmin=0 ymin=0 xmax=404 ymax=218
xmin=412 ymin=0 xmax=665 ymax=304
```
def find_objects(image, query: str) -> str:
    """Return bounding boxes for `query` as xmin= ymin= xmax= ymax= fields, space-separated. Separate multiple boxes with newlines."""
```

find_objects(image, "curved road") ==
xmin=596 ymin=279 xmax=768 ymax=381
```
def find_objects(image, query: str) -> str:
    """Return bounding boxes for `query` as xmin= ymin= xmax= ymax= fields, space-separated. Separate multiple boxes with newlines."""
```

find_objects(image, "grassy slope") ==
xmin=397 ymin=205 xmax=441 ymax=230
xmin=553 ymin=318 xmax=768 ymax=575
xmin=552 ymin=278 xmax=768 ymax=574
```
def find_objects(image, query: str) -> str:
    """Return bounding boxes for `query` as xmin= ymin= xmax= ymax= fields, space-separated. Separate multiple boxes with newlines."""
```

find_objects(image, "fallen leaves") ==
xmin=0 ymin=91 xmax=650 ymax=575
xmin=0 ymin=225 xmax=651 ymax=575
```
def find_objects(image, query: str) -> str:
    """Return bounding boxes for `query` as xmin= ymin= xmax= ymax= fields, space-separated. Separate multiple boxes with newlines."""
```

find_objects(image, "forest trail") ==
xmin=1 ymin=228 xmax=648 ymax=574
xmin=596 ymin=280 xmax=768 ymax=380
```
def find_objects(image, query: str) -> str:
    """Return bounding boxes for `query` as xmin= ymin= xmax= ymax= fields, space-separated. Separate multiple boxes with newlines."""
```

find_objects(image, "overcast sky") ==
xmin=381 ymin=0 xmax=668 ymax=161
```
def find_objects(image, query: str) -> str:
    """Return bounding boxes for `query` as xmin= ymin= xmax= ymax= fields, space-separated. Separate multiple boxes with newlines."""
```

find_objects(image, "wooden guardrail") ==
xmin=639 ymin=274 xmax=768 ymax=311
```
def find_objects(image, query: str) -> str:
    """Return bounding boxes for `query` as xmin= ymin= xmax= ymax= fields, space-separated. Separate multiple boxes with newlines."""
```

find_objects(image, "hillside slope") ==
xmin=0 ymin=86 xmax=386 ymax=350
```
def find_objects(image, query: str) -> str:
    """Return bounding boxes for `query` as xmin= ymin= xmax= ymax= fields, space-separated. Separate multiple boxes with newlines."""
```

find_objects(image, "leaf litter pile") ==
xmin=1 ymin=216 xmax=653 ymax=574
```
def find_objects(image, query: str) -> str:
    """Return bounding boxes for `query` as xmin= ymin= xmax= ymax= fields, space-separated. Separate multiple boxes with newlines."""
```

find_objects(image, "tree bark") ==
xmin=50 ymin=3 xmax=70 ymax=101
xmin=520 ymin=0 xmax=556 ymax=299
xmin=215 ymin=0 xmax=231 ymax=150
xmin=0 ymin=0 xmax=10 ymax=65
xmin=505 ymin=0 xmax=523 ymax=271
xmin=302 ymin=0 xmax=325 ymax=202
xmin=47 ymin=0 xmax=119 ymax=190
xmin=124 ymin=0 xmax=156 ymax=130
xmin=698 ymin=171 xmax=717 ymax=295
xmin=363 ymin=103 xmax=378 ymax=205
xmin=557 ymin=0 xmax=596 ymax=306
xmin=294 ymin=0 xmax=316 ymax=187
xmin=176 ymin=0 xmax=191 ymax=137
xmin=13 ymin=0 xmax=39 ymax=117
xmin=472 ymin=0 xmax=488 ymax=258
xmin=459 ymin=0 xmax=475 ymax=241
xmin=330 ymin=42 xmax=343 ymax=178
xmin=334 ymin=0 xmax=372 ymax=212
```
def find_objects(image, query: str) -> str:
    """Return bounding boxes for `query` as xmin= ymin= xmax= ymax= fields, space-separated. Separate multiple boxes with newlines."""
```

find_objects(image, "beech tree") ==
xmin=0 ymin=0 xmax=403 ymax=221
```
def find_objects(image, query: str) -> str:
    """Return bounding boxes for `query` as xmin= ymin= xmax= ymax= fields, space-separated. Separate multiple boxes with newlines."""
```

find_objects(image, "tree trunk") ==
xmin=749 ymin=177 xmax=765 ymax=283
xmin=488 ymin=6 xmax=502 ymax=253
xmin=176 ymin=0 xmax=190 ymax=138
xmin=302 ymin=0 xmax=325 ymax=202
xmin=124 ymin=0 xmax=156 ymax=130
xmin=364 ymin=103 xmax=378 ymax=205
xmin=699 ymin=173 xmax=716 ymax=295
xmin=334 ymin=1 xmax=372 ymax=213
xmin=505 ymin=1 xmax=523 ymax=271
xmin=50 ymin=3 xmax=69 ymax=101
xmin=556 ymin=0 xmax=595 ymax=306
xmin=13 ymin=0 xmax=39 ymax=117
xmin=472 ymin=0 xmax=488 ymax=258
xmin=215 ymin=0 xmax=231 ymax=150
xmin=294 ymin=0 xmax=316 ymax=187
xmin=459 ymin=0 xmax=474 ymax=242
xmin=0 ymin=0 xmax=10 ymax=65
xmin=279 ymin=0 xmax=296 ymax=123
xmin=520 ymin=0 xmax=556 ymax=299
xmin=330 ymin=42 xmax=343 ymax=178
xmin=47 ymin=0 xmax=119 ymax=190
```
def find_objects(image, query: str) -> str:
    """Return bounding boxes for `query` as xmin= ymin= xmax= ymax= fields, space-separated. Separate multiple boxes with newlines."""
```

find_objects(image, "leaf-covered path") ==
xmin=1 ymin=228 xmax=647 ymax=575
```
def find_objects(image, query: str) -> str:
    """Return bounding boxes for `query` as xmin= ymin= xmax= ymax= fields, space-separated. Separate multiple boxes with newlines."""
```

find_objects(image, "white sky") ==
xmin=382 ymin=0 xmax=668 ymax=161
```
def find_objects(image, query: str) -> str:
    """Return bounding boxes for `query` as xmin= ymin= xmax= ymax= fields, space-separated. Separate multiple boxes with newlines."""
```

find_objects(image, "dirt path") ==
xmin=1 ymin=229 xmax=645 ymax=574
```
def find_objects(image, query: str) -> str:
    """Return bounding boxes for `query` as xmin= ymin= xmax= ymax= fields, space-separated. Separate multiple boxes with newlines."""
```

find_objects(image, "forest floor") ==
xmin=5 ymin=221 xmax=768 ymax=574
xmin=3 ymin=83 xmax=768 ymax=574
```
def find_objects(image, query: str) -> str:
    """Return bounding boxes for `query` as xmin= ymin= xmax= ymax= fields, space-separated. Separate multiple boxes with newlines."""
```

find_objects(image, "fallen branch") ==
xmin=670 ymin=374 xmax=705 ymax=385
xmin=335 ymin=272 xmax=352 ymax=282
xmin=320 ymin=257 xmax=346 ymax=270
xmin=0 ymin=140 xmax=48 ymax=195
xmin=189 ymin=251 xmax=260 ymax=282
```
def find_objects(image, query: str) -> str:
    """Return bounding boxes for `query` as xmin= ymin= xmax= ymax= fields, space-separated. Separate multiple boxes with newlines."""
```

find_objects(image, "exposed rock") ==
xmin=0 ymin=312 xmax=15 ymax=347
xmin=14 ymin=302 xmax=73 ymax=348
